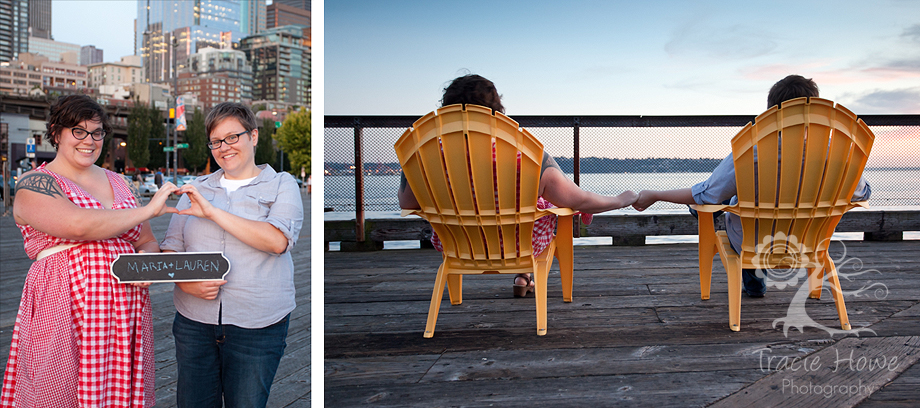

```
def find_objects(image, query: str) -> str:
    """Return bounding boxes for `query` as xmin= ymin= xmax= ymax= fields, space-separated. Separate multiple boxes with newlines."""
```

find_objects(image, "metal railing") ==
xmin=326 ymin=114 xmax=920 ymax=240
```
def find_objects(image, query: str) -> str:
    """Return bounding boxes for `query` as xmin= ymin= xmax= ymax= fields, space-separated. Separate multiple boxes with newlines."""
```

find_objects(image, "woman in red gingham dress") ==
xmin=400 ymin=74 xmax=638 ymax=297
xmin=1 ymin=95 xmax=178 ymax=407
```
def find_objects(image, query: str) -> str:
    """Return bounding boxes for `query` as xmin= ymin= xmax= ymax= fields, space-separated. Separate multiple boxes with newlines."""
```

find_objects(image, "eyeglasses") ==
xmin=70 ymin=127 xmax=106 ymax=141
xmin=207 ymin=130 xmax=249 ymax=150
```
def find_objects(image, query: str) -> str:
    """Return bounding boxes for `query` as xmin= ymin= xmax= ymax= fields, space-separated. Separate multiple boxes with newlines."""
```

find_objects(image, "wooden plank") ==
xmin=855 ymin=362 xmax=920 ymax=407
xmin=710 ymin=336 xmax=920 ymax=408
xmin=325 ymin=370 xmax=765 ymax=407
xmin=324 ymin=241 xmax=920 ymax=407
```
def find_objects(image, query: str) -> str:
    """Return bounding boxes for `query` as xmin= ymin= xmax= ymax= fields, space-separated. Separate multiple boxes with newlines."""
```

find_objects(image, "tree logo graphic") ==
xmin=751 ymin=233 xmax=887 ymax=337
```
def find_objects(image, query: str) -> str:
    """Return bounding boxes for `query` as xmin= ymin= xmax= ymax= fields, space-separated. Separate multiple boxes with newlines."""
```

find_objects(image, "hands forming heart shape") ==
xmin=146 ymin=183 xmax=218 ymax=220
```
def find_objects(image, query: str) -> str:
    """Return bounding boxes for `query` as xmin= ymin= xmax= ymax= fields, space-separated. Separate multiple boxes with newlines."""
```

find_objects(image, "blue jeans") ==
xmin=173 ymin=311 xmax=290 ymax=408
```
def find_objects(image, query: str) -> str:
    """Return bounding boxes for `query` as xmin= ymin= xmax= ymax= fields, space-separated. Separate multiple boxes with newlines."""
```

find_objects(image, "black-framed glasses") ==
xmin=207 ymin=130 xmax=249 ymax=150
xmin=70 ymin=127 xmax=106 ymax=141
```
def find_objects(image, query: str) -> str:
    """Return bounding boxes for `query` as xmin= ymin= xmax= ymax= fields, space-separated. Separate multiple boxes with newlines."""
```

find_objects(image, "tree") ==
xmin=148 ymin=107 xmax=167 ymax=171
xmin=273 ymin=108 xmax=310 ymax=176
xmin=255 ymin=118 xmax=276 ymax=166
xmin=126 ymin=99 xmax=151 ymax=169
xmin=183 ymin=107 xmax=208 ymax=173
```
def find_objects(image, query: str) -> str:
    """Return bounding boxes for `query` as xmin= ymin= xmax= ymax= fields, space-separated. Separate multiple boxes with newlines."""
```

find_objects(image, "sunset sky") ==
xmin=326 ymin=0 xmax=920 ymax=116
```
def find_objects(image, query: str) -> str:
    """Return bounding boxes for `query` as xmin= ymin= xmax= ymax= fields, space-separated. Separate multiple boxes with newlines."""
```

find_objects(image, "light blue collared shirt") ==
xmin=161 ymin=164 xmax=304 ymax=329
xmin=691 ymin=152 xmax=870 ymax=253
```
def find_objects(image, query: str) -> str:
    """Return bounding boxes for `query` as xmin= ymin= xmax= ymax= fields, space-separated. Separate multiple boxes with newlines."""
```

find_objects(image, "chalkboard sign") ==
xmin=111 ymin=252 xmax=231 ymax=283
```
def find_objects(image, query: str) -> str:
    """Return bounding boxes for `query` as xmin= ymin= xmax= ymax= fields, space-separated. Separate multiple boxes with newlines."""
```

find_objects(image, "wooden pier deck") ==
xmin=325 ymin=239 xmax=920 ymax=407
xmin=0 ymin=193 xmax=311 ymax=407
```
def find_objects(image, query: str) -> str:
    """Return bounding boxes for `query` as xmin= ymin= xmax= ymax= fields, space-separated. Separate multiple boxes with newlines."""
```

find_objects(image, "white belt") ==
xmin=36 ymin=243 xmax=81 ymax=261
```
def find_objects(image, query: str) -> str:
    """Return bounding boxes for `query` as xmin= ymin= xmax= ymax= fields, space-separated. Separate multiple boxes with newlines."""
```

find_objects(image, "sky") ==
xmin=326 ymin=0 xmax=920 ymax=116
xmin=50 ymin=0 xmax=278 ymax=63
xmin=52 ymin=1 xmax=137 ymax=62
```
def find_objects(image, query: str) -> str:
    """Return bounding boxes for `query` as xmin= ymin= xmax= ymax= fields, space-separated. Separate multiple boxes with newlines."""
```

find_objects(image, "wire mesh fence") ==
xmin=325 ymin=114 xmax=920 ymax=212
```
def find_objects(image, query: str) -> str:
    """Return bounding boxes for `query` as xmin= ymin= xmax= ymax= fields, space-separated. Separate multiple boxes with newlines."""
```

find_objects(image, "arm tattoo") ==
xmin=15 ymin=173 xmax=65 ymax=199
xmin=541 ymin=152 xmax=563 ymax=178
xmin=127 ymin=182 xmax=143 ymax=203
xmin=399 ymin=173 xmax=409 ymax=193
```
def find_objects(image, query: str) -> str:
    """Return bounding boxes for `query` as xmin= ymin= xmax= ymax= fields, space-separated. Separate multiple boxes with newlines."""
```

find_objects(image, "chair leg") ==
xmin=533 ymin=264 xmax=549 ymax=336
xmin=699 ymin=242 xmax=716 ymax=300
xmin=698 ymin=213 xmax=717 ymax=300
xmin=824 ymin=256 xmax=851 ymax=331
xmin=447 ymin=274 xmax=463 ymax=305
xmin=424 ymin=264 xmax=449 ymax=338
xmin=556 ymin=215 xmax=574 ymax=303
xmin=726 ymin=261 xmax=742 ymax=332
xmin=808 ymin=267 xmax=824 ymax=299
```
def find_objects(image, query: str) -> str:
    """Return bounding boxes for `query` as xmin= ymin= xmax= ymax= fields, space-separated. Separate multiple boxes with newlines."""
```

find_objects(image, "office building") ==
xmin=28 ymin=36 xmax=80 ymax=64
xmin=136 ymin=0 xmax=247 ymax=84
xmin=28 ymin=0 xmax=52 ymax=39
xmin=272 ymin=0 xmax=310 ymax=9
xmin=240 ymin=25 xmax=310 ymax=107
xmin=0 ymin=58 xmax=43 ymax=96
xmin=40 ymin=60 xmax=88 ymax=95
xmin=81 ymin=45 xmax=104 ymax=66
xmin=177 ymin=47 xmax=252 ymax=109
xmin=88 ymin=56 xmax=143 ymax=89
xmin=0 ymin=0 xmax=29 ymax=62
xmin=266 ymin=2 xmax=310 ymax=29
xmin=241 ymin=0 xmax=267 ymax=36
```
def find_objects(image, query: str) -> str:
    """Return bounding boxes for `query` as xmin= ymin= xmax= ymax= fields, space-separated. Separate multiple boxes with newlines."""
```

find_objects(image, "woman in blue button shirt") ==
xmin=160 ymin=102 xmax=304 ymax=408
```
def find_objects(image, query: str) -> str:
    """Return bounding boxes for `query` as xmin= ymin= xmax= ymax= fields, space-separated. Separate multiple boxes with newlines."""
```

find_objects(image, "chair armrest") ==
xmin=689 ymin=204 xmax=730 ymax=213
xmin=542 ymin=207 xmax=577 ymax=217
xmin=401 ymin=209 xmax=422 ymax=217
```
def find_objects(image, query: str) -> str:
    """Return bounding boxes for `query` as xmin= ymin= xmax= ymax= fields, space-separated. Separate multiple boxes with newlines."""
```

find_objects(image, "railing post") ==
xmin=573 ymin=118 xmax=581 ymax=238
xmin=354 ymin=120 xmax=365 ymax=242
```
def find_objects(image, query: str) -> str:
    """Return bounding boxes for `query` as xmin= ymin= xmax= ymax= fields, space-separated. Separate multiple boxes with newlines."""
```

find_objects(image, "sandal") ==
xmin=513 ymin=273 xmax=535 ymax=298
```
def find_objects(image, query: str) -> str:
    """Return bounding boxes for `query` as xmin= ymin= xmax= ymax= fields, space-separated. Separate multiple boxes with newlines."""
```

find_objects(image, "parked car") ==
xmin=176 ymin=175 xmax=197 ymax=187
xmin=125 ymin=175 xmax=159 ymax=198
xmin=138 ymin=180 xmax=159 ymax=197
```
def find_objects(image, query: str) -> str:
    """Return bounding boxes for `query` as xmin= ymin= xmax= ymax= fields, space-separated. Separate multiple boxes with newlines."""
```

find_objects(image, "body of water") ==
xmin=324 ymin=169 xmax=920 ymax=212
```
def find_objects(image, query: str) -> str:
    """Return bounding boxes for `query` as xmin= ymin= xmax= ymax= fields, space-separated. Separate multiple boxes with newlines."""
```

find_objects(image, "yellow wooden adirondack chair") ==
xmin=395 ymin=104 xmax=576 ymax=338
xmin=692 ymin=97 xmax=874 ymax=331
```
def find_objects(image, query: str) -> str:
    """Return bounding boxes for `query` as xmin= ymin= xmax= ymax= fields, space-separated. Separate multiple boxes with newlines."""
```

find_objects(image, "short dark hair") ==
xmin=767 ymin=75 xmax=819 ymax=108
xmin=441 ymin=74 xmax=505 ymax=113
xmin=205 ymin=102 xmax=258 ymax=137
xmin=45 ymin=94 xmax=112 ymax=149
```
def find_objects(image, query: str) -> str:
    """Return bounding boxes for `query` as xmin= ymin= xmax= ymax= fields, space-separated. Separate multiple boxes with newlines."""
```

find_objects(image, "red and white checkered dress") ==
xmin=1 ymin=164 xmax=154 ymax=407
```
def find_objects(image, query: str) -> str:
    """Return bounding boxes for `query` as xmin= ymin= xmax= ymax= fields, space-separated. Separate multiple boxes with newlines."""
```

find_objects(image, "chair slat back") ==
xmin=731 ymin=97 xmax=874 ymax=267
xmin=395 ymin=104 xmax=545 ymax=266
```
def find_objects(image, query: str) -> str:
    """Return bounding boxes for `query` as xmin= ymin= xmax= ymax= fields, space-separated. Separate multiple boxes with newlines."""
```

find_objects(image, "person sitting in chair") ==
xmin=631 ymin=75 xmax=871 ymax=297
xmin=398 ymin=73 xmax=638 ymax=297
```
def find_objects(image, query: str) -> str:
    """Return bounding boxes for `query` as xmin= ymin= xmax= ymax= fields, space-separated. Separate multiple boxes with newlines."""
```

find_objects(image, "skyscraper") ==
xmin=240 ymin=0 xmax=267 ymax=36
xmin=28 ymin=0 xmax=52 ymax=39
xmin=240 ymin=25 xmax=310 ymax=107
xmin=0 ymin=0 xmax=29 ymax=62
xmin=266 ymin=2 xmax=310 ymax=30
xmin=272 ymin=0 xmax=310 ymax=9
xmin=81 ymin=45 xmax=104 ymax=66
xmin=136 ymin=0 xmax=246 ymax=83
xmin=178 ymin=47 xmax=253 ymax=109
